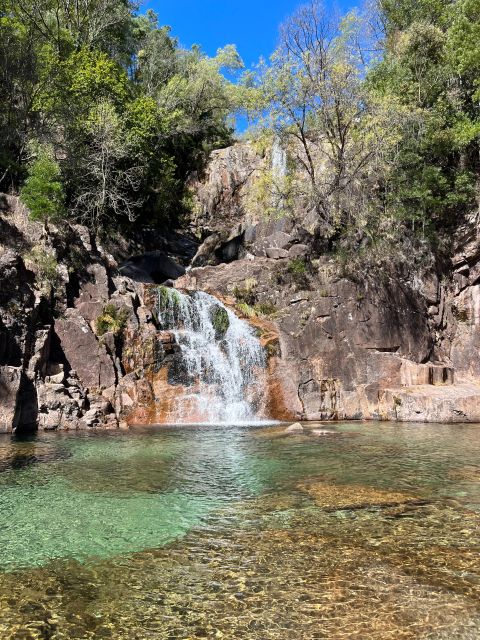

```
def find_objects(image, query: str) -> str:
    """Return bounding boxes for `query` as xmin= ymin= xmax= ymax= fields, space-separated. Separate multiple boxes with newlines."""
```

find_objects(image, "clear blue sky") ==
xmin=142 ymin=1 xmax=357 ymax=67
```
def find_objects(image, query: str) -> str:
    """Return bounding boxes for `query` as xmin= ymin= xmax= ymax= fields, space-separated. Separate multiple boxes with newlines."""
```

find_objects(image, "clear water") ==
xmin=157 ymin=289 xmax=267 ymax=423
xmin=0 ymin=421 xmax=479 ymax=639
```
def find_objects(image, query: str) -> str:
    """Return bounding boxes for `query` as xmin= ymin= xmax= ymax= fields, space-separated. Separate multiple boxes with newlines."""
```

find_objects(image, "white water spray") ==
xmin=157 ymin=289 xmax=268 ymax=424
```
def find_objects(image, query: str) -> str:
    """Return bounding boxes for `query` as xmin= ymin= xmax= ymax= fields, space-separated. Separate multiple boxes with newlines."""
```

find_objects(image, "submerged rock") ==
xmin=285 ymin=422 xmax=304 ymax=434
xmin=299 ymin=481 xmax=421 ymax=511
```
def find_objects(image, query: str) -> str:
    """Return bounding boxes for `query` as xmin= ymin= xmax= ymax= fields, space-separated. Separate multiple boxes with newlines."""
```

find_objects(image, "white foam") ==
xmin=157 ymin=290 xmax=269 ymax=424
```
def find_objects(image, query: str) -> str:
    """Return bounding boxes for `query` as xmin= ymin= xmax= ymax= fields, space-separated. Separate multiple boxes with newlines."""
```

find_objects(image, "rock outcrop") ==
xmin=177 ymin=143 xmax=480 ymax=423
xmin=0 ymin=196 xmax=182 ymax=432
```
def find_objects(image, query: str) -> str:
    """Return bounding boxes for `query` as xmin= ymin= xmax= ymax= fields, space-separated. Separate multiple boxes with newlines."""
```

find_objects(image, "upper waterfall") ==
xmin=156 ymin=288 xmax=268 ymax=424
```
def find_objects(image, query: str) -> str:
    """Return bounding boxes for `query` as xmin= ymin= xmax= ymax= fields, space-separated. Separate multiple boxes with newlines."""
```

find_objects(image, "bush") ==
xmin=96 ymin=304 xmax=129 ymax=336
xmin=254 ymin=302 xmax=278 ymax=317
xmin=288 ymin=257 xmax=307 ymax=276
xmin=275 ymin=258 xmax=311 ymax=290
xmin=20 ymin=144 xmax=65 ymax=223
xmin=236 ymin=302 xmax=256 ymax=318
xmin=24 ymin=246 xmax=59 ymax=292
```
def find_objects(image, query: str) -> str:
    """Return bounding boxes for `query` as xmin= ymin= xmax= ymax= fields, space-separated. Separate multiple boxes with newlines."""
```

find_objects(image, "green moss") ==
xmin=96 ymin=304 xmax=129 ymax=337
xmin=157 ymin=286 xmax=181 ymax=311
xmin=210 ymin=305 xmax=230 ymax=339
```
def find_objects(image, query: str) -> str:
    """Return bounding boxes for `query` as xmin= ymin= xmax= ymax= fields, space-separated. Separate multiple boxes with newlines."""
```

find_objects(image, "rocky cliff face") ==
xmin=179 ymin=143 xmax=480 ymax=423
xmin=0 ymin=195 xmax=180 ymax=432
xmin=2 ymin=142 xmax=480 ymax=431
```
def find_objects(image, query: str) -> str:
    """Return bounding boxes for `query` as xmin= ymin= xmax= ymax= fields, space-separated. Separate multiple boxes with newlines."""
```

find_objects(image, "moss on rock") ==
xmin=210 ymin=305 xmax=230 ymax=339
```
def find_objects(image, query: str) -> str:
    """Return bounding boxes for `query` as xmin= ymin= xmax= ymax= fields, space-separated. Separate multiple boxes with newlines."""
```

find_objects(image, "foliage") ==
xmin=233 ymin=278 xmax=258 ymax=306
xmin=69 ymin=100 xmax=143 ymax=230
xmin=366 ymin=0 xmax=480 ymax=236
xmin=4 ymin=0 xmax=479 ymax=255
xmin=288 ymin=258 xmax=308 ymax=277
xmin=95 ymin=304 xmax=129 ymax=336
xmin=273 ymin=258 xmax=312 ymax=290
xmin=235 ymin=301 xmax=257 ymax=319
xmin=240 ymin=0 xmax=479 ymax=257
xmin=157 ymin=286 xmax=181 ymax=312
xmin=254 ymin=301 xmax=278 ymax=317
xmin=3 ymin=2 xmax=242 ymax=231
xmin=245 ymin=167 xmax=296 ymax=219
xmin=20 ymin=144 xmax=65 ymax=222
xmin=24 ymin=245 xmax=59 ymax=292
xmin=240 ymin=1 xmax=387 ymax=232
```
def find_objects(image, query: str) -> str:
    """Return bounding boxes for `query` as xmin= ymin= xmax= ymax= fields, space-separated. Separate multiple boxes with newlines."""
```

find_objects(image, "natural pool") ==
xmin=0 ymin=422 xmax=479 ymax=639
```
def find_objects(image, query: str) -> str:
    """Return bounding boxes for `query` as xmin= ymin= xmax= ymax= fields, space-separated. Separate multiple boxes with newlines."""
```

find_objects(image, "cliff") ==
xmin=2 ymin=142 xmax=480 ymax=431
xmin=0 ymin=194 xmax=187 ymax=432
xmin=180 ymin=143 xmax=480 ymax=423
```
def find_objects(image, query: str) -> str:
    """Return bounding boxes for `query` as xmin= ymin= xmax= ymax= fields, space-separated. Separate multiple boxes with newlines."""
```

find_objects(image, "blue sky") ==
xmin=143 ymin=1 xmax=357 ymax=68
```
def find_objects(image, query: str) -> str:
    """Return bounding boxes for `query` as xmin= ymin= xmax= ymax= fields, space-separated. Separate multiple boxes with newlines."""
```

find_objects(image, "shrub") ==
xmin=288 ymin=257 xmax=307 ymax=276
xmin=24 ymin=246 xmax=59 ymax=292
xmin=236 ymin=302 xmax=256 ymax=318
xmin=96 ymin=304 xmax=129 ymax=336
xmin=275 ymin=257 xmax=311 ymax=290
xmin=254 ymin=301 xmax=278 ymax=317
xmin=233 ymin=278 xmax=258 ymax=305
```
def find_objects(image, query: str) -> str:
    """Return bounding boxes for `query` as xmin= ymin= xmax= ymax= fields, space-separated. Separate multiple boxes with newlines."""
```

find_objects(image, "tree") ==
xmin=20 ymin=143 xmax=65 ymax=222
xmin=368 ymin=0 xmax=479 ymax=233
xmin=247 ymin=1 xmax=385 ymax=232
xmin=70 ymin=101 xmax=143 ymax=230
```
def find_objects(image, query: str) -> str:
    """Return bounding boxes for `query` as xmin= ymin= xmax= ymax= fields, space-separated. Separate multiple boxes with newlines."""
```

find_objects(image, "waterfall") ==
xmin=156 ymin=288 xmax=268 ymax=424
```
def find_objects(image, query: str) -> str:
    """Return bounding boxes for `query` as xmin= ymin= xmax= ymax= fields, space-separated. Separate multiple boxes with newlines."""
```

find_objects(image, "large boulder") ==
xmin=55 ymin=309 xmax=116 ymax=392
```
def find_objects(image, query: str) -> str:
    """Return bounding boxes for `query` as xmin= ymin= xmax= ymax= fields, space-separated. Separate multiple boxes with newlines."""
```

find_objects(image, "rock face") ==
xmin=0 ymin=197 xmax=175 ymax=432
xmin=55 ymin=310 xmax=117 ymax=391
xmin=188 ymin=143 xmax=316 ymax=267
xmin=2 ymin=142 xmax=480 ymax=430
xmin=177 ymin=143 xmax=480 ymax=423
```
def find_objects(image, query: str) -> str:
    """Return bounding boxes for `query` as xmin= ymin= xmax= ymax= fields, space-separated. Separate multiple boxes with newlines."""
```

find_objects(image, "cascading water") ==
xmin=157 ymin=288 xmax=268 ymax=424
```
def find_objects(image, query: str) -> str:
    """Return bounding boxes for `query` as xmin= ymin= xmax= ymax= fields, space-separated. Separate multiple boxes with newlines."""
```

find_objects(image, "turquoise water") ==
xmin=0 ymin=421 xmax=479 ymax=638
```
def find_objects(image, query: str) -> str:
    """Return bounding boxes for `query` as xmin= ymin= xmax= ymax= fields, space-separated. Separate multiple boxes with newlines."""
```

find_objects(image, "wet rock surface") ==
xmin=173 ymin=144 xmax=480 ymax=423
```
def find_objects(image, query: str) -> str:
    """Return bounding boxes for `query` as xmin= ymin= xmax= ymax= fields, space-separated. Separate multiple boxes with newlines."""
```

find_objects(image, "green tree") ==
xmin=70 ymin=101 xmax=143 ymax=230
xmin=368 ymin=0 xmax=479 ymax=234
xmin=20 ymin=143 xmax=65 ymax=222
